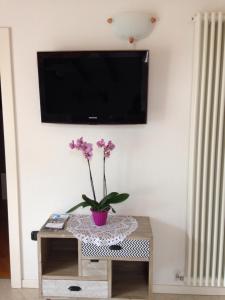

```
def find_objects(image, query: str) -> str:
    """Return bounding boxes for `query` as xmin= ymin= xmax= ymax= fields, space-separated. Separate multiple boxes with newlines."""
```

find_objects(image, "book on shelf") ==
xmin=44 ymin=213 xmax=69 ymax=229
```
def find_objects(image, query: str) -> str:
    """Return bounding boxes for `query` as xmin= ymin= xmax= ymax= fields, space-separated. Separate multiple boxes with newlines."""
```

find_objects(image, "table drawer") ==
xmin=82 ymin=239 xmax=150 ymax=259
xmin=42 ymin=279 xmax=108 ymax=298
xmin=81 ymin=259 xmax=107 ymax=278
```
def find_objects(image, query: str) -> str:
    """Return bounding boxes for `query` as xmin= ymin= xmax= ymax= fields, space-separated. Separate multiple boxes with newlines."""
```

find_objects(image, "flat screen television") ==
xmin=37 ymin=50 xmax=149 ymax=124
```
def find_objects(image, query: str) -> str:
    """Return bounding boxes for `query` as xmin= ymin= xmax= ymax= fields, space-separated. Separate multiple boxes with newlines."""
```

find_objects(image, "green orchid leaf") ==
xmin=98 ymin=204 xmax=110 ymax=211
xmin=82 ymin=194 xmax=94 ymax=203
xmin=103 ymin=192 xmax=119 ymax=200
xmin=92 ymin=202 xmax=102 ymax=211
xmin=110 ymin=206 xmax=116 ymax=213
xmin=66 ymin=201 xmax=90 ymax=213
xmin=99 ymin=192 xmax=119 ymax=207
xmin=105 ymin=193 xmax=129 ymax=205
xmin=100 ymin=204 xmax=116 ymax=213
xmin=82 ymin=194 xmax=98 ymax=209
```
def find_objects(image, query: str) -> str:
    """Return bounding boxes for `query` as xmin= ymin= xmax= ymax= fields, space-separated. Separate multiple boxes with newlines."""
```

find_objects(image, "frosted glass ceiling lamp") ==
xmin=107 ymin=12 xmax=157 ymax=44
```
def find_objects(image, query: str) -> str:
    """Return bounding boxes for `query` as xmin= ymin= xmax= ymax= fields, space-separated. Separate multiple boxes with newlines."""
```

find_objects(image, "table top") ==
xmin=38 ymin=215 xmax=153 ymax=241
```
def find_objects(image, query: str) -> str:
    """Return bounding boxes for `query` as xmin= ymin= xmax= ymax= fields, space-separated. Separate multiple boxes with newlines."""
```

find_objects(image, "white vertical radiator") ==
xmin=187 ymin=12 xmax=225 ymax=287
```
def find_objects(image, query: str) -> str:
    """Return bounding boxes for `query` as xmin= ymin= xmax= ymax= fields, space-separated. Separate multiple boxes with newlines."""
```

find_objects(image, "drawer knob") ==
xmin=109 ymin=244 xmax=122 ymax=251
xmin=68 ymin=286 xmax=82 ymax=292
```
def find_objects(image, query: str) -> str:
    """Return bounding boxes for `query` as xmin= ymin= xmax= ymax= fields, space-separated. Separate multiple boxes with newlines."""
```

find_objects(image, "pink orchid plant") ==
xmin=67 ymin=137 xmax=129 ymax=213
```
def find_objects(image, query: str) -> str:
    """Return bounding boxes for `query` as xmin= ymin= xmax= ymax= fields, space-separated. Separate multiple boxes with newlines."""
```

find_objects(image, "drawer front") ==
xmin=81 ymin=259 xmax=107 ymax=278
xmin=42 ymin=279 xmax=108 ymax=298
xmin=82 ymin=239 xmax=150 ymax=259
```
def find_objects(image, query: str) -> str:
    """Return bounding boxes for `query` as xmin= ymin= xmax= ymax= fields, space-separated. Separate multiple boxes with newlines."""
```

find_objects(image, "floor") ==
xmin=0 ymin=200 xmax=10 ymax=278
xmin=0 ymin=280 xmax=225 ymax=300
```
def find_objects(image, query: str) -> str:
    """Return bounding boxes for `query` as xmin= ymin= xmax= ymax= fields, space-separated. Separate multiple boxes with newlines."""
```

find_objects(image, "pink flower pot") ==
xmin=91 ymin=210 xmax=108 ymax=226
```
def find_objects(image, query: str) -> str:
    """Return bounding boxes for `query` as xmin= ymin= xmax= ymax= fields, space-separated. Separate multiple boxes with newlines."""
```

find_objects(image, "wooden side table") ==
xmin=37 ymin=216 xmax=153 ymax=300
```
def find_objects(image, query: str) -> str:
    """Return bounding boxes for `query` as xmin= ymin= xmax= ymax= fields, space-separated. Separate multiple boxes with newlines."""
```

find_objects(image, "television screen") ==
xmin=37 ymin=50 xmax=149 ymax=124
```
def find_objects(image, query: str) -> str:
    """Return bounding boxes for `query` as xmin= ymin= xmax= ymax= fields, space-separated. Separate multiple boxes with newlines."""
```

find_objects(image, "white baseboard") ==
xmin=22 ymin=280 xmax=39 ymax=288
xmin=153 ymin=284 xmax=225 ymax=295
xmin=21 ymin=280 xmax=225 ymax=295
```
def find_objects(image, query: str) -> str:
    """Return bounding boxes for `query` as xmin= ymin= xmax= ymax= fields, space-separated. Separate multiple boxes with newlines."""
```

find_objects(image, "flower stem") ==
xmin=103 ymin=157 xmax=107 ymax=197
xmin=87 ymin=159 xmax=96 ymax=201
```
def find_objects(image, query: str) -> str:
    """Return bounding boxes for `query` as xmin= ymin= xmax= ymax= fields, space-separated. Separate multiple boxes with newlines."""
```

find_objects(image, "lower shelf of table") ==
xmin=112 ymin=261 xmax=149 ymax=299
xmin=41 ymin=238 xmax=78 ymax=277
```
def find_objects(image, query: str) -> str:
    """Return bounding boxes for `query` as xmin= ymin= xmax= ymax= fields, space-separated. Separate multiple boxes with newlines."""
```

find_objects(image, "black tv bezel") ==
xmin=37 ymin=50 xmax=149 ymax=125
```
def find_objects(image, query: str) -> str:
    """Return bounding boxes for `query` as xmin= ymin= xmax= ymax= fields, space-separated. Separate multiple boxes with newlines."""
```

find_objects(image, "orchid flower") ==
xmin=69 ymin=137 xmax=96 ymax=200
xmin=97 ymin=139 xmax=115 ymax=197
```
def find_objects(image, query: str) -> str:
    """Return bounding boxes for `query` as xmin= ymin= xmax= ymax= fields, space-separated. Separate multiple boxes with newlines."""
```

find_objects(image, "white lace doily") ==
xmin=66 ymin=215 xmax=138 ymax=246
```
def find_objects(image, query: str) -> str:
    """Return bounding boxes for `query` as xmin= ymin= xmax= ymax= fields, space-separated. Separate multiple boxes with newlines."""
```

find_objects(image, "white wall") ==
xmin=1 ymin=0 xmax=225 ymax=287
